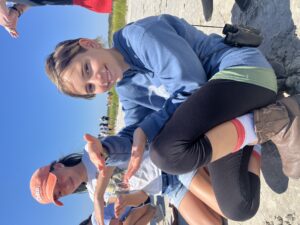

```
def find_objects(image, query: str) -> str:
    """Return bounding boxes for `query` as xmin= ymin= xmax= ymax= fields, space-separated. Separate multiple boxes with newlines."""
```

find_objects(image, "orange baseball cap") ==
xmin=30 ymin=165 xmax=63 ymax=206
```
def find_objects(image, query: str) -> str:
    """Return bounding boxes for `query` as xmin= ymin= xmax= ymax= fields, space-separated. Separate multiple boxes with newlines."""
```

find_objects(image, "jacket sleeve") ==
xmin=101 ymin=134 xmax=132 ymax=168
xmin=120 ymin=97 xmax=156 ymax=129
xmin=129 ymin=15 xmax=208 ymax=142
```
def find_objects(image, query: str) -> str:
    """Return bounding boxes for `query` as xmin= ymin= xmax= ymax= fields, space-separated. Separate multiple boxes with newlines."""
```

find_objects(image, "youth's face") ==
xmin=51 ymin=163 xmax=83 ymax=201
xmin=61 ymin=40 xmax=125 ymax=96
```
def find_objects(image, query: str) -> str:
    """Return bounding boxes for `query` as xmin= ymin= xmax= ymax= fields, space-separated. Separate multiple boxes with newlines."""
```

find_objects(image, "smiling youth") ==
xmin=48 ymin=38 xmax=129 ymax=97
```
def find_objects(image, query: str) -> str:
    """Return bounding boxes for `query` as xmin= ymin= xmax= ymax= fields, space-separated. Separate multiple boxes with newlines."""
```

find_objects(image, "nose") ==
xmin=90 ymin=71 xmax=107 ymax=86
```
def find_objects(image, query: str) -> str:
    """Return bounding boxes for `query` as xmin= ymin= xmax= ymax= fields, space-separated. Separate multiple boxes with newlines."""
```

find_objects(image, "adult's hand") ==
xmin=123 ymin=127 xmax=147 ymax=183
xmin=6 ymin=8 xmax=19 ymax=38
xmin=0 ymin=1 xmax=10 ymax=27
xmin=84 ymin=133 xmax=106 ymax=176
xmin=0 ymin=2 xmax=19 ymax=38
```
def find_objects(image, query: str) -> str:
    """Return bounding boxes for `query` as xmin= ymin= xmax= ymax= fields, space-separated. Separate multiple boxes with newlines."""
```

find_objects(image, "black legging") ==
xmin=150 ymin=79 xmax=276 ymax=174
xmin=208 ymin=146 xmax=260 ymax=221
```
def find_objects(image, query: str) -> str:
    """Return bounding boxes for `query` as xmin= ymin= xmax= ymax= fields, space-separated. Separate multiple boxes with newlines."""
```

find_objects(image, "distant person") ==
xmin=100 ymin=132 xmax=108 ymax=138
xmin=0 ymin=0 xmax=112 ymax=38
xmin=100 ymin=129 xmax=110 ymax=137
xmin=101 ymin=116 xmax=109 ymax=122
xmin=100 ymin=126 xmax=111 ymax=133
xmin=100 ymin=123 xmax=109 ymax=130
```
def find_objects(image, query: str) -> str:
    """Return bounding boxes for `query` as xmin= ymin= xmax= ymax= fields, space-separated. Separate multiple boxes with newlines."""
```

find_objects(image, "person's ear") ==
xmin=53 ymin=163 xmax=65 ymax=170
xmin=79 ymin=39 xmax=102 ymax=49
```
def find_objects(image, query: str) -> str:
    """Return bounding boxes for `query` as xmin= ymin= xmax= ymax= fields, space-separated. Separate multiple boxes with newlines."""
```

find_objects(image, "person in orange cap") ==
xmin=30 ymin=164 xmax=63 ymax=206
xmin=30 ymin=153 xmax=88 ymax=206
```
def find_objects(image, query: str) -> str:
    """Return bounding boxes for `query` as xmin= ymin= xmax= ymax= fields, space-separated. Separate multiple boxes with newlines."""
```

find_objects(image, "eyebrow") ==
xmin=81 ymin=62 xmax=85 ymax=81
xmin=81 ymin=62 xmax=89 ymax=95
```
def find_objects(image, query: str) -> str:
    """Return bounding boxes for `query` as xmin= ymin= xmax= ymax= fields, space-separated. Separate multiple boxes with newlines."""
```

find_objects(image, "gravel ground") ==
xmin=115 ymin=0 xmax=300 ymax=224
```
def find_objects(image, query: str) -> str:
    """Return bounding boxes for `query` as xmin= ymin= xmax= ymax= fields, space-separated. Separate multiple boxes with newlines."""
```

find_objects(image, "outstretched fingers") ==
xmin=84 ymin=133 xmax=106 ymax=176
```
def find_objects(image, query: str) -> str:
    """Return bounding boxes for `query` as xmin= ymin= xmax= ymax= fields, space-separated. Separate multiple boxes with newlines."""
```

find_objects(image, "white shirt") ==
xmin=82 ymin=148 xmax=163 ymax=199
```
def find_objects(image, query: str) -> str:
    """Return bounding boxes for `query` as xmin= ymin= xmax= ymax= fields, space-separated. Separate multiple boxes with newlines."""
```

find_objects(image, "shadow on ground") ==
xmin=231 ymin=0 xmax=300 ymax=94
xmin=230 ymin=0 xmax=300 ymax=195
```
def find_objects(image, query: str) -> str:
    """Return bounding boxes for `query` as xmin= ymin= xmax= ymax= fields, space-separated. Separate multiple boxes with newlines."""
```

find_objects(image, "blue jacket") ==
xmin=103 ymin=14 xmax=272 ymax=166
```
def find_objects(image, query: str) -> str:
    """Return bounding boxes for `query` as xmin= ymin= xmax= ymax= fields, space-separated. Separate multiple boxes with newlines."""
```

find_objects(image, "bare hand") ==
xmin=0 ymin=2 xmax=10 ymax=27
xmin=84 ymin=133 xmax=106 ymax=177
xmin=123 ymin=128 xmax=146 ymax=183
xmin=6 ymin=8 xmax=19 ymax=38
xmin=0 ymin=3 xmax=19 ymax=38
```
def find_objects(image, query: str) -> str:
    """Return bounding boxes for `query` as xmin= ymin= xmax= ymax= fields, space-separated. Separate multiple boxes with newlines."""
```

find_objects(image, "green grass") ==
xmin=107 ymin=0 xmax=127 ymax=134
xmin=108 ymin=0 xmax=127 ymax=45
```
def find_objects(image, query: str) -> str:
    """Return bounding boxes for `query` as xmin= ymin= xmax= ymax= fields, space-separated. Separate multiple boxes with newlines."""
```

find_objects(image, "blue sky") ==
xmin=0 ymin=5 xmax=109 ymax=225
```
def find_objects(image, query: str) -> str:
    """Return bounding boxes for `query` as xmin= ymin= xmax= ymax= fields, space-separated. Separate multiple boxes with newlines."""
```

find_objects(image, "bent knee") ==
xmin=149 ymin=144 xmax=179 ymax=174
xmin=221 ymin=200 xmax=259 ymax=221
xmin=150 ymin=142 xmax=202 ymax=175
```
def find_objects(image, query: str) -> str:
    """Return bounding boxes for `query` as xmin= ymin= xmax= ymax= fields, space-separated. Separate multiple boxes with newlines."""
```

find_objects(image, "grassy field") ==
xmin=108 ymin=0 xmax=127 ymax=44
xmin=106 ymin=0 xmax=127 ymax=133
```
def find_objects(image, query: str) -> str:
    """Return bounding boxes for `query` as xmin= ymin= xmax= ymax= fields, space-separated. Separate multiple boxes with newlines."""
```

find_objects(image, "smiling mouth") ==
xmin=105 ymin=65 xmax=113 ymax=86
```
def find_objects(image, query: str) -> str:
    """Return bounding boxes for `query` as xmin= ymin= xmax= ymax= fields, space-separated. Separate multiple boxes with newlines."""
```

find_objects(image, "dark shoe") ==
xmin=201 ymin=0 xmax=213 ymax=21
xmin=254 ymin=94 xmax=300 ymax=179
xmin=261 ymin=142 xmax=289 ymax=194
xmin=235 ymin=0 xmax=251 ymax=11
